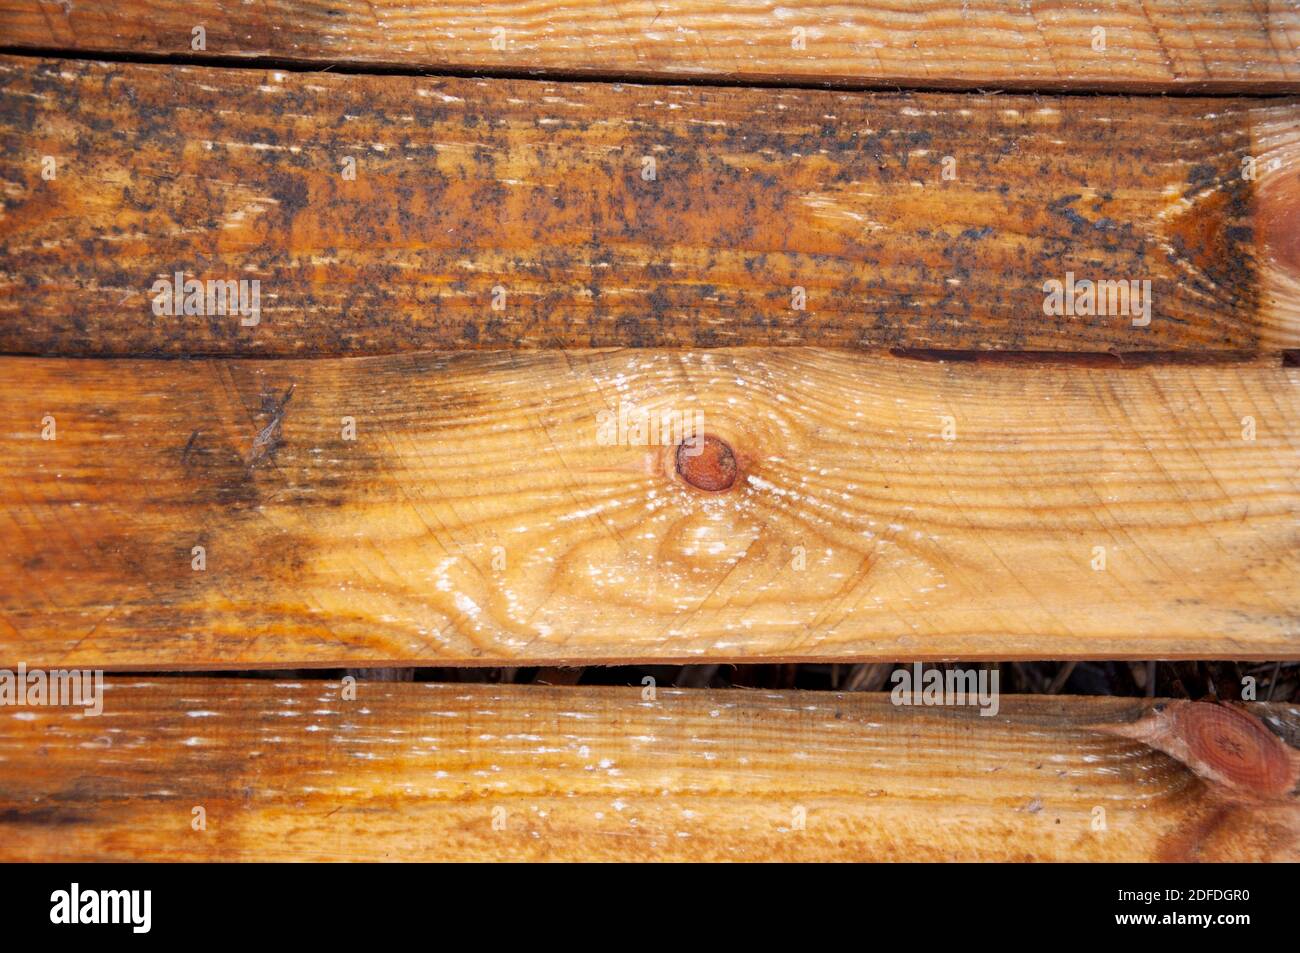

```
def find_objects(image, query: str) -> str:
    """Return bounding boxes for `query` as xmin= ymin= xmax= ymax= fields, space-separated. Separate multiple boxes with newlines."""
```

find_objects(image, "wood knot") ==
xmin=1178 ymin=703 xmax=1295 ymax=798
xmin=1258 ymin=159 xmax=1300 ymax=275
xmin=676 ymin=435 xmax=737 ymax=492
xmin=1103 ymin=700 xmax=1299 ymax=802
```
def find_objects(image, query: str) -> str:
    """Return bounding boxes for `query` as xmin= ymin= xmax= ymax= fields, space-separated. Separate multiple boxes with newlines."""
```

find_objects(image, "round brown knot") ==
xmin=676 ymin=435 xmax=737 ymax=492
xmin=1177 ymin=703 xmax=1295 ymax=798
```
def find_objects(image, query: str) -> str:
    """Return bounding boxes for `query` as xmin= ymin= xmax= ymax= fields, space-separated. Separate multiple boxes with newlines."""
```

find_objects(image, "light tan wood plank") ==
xmin=0 ymin=349 xmax=1296 ymax=667
xmin=0 ymin=680 xmax=1294 ymax=861
xmin=0 ymin=0 xmax=1297 ymax=92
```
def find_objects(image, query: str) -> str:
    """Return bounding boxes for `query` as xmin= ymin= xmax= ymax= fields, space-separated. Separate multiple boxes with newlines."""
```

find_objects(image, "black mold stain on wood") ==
xmin=0 ymin=806 xmax=94 ymax=827
xmin=0 ymin=58 xmax=1276 ymax=356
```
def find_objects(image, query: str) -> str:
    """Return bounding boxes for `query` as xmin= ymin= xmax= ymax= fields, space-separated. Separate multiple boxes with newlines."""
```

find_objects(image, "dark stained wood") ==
xmin=1 ymin=56 xmax=1297 ymax=356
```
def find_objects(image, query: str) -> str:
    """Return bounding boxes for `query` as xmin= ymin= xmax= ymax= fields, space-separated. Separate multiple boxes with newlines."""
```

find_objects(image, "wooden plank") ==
xmin=0 ymin=0 xmax=1297 ymax=93
xmin=1 ymin=56 xmax=1297 ymax=356
xmin=1 ymin=349 xmax=1296 ymax=668
xmin=0 ymin=679 xmax=1294 ymax=861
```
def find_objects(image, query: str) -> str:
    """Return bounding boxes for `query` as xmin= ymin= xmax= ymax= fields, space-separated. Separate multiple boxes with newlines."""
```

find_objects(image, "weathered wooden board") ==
xmin=0 ymin=680 xmax=1294 ymax=861
xmin=1 ymin=56 xmax=1297 ymax=356
xmin=0 ymin=0 xmax=1297 ymax=93
xmin=1 ymin=349 xmax=1296 ymax=667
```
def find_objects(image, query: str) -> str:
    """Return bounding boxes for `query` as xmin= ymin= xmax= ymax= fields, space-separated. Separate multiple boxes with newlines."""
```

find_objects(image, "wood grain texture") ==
xmin=1 ymin=349 xmax=1296 ymax=668
xmin=1 ymin=56 xmax=1298 ymax=356
xmin=0 ymin=0 xmax=1297 ymax=92
xmin=0 ymin=680 xmax=1295 ymax=861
